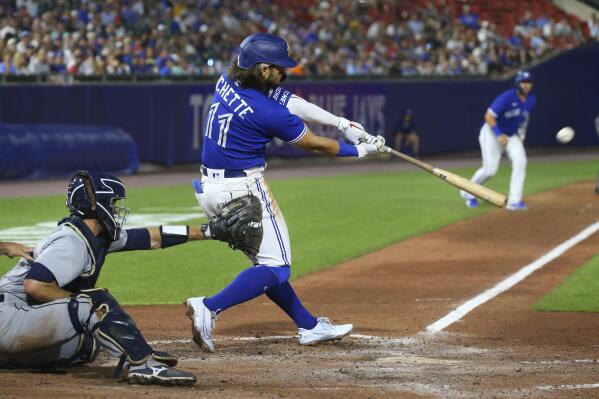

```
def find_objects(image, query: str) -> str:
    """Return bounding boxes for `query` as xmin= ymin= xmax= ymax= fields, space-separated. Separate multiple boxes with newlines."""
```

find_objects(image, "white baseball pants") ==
xmin=196 ymin=166 xmax=292 ymax=267
xmin=462 ymin=123 xmax=527 ymax=204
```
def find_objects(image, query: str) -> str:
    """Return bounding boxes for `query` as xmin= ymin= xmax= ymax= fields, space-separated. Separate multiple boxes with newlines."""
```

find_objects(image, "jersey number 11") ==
xmin=205 ymin=103 xmax=233 ymax=148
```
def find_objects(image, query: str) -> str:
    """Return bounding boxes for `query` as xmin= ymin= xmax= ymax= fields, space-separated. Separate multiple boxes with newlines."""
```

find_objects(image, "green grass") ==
xmin=0 ymin=158 xmax=596 ymax=304
xmin=534 ymin=251 xmax=599 ymax=312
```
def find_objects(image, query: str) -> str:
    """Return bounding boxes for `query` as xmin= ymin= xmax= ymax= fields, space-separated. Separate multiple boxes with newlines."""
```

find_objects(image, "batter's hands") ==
xmin=355 ymin=135 xmax=386 ymax=158
xmin=338 ymin=117 xmax=374 ymax=145
xmin=497 ymin=134 xmax=508 ymax=146
xmin=0 ymin=241 xmax=33 ymax=261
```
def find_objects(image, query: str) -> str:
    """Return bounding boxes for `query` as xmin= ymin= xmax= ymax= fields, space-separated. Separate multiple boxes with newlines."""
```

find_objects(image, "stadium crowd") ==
xmin=0 ymin=0 xmax=594 ymax=79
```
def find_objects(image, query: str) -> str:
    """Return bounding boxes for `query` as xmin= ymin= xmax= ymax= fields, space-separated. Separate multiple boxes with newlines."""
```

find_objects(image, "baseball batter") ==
xmin=185 ymin=33 xmax=385 ymax=352
xmin=0 ymin=171 xmax=200 ymax=386
xmin=461 ymin=70 xmax=536 ymax=210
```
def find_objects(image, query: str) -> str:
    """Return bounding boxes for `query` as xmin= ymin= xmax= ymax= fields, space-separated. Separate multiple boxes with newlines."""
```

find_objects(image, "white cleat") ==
xmin=185 ymin=296 xmax=216 ymax=352
xmin=298 ymin=317 xmax=353 ymax=345
xmin=506 ymin=201 xmax=528 ymax=211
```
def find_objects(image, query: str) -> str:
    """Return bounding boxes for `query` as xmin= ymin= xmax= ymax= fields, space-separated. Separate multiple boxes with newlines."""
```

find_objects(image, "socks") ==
xmin=266 ymin=282 xmax=317 ymax=330
xmin=203 ymin=265 xmax=317 ymax=330
xmin=204 ymin=266 xmax=280 ymax=312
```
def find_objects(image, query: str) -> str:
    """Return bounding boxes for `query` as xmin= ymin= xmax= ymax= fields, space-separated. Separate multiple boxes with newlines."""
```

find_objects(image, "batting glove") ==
xmin=355 ymin=135 xmax=386 ymax=158
xmin=338 ymin=117 xmax=377 ymax=145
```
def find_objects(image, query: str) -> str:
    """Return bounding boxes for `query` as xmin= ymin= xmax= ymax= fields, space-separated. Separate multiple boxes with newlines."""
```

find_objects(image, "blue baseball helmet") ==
xmin=515 ymin=70 xmax=533 ymax=85
xmin=237 ymin=33 xmax=297 ymax=69
xmin=66 ymin=170 xmax=129 ymax=241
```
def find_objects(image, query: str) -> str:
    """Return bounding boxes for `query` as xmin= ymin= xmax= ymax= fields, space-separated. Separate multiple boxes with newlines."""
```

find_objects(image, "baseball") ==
xmin=556 ymin=127 xmax=575 ymax=143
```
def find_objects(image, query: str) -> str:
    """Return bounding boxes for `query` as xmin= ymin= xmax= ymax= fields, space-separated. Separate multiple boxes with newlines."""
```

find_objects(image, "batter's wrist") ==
xmin=336 ymin=140 xmax=359 ymax=157
xmin=491 ymin=125 xmax=502 ymax=136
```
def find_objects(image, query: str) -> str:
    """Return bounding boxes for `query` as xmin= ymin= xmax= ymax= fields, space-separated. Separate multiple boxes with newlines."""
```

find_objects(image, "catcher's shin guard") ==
xmin=81 ymin=289 xmax=154 ymax=364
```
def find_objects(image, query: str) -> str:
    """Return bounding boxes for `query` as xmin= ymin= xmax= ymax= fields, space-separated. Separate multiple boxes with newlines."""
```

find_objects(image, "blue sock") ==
xmin=204 ymin=266 xmax=280 ymax=312
xmin=266 ymin=282 xmax=317 ymax=330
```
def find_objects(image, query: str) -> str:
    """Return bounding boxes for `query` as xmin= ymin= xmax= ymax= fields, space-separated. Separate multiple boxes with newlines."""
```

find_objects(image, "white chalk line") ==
xmin=148 ymin=333 xmax=405 ymax=346
xmin=539 ymin=383 xmax=599 ymax=391
xmin=426 ymin=220 xmax=599 ymax=334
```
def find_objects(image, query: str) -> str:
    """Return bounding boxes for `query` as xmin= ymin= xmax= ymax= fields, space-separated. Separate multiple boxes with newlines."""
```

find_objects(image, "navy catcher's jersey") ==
xmin=201 ymin=74 xmax=307 ymax=170
xmin=487 ymin=89 xmax=536 ymax=135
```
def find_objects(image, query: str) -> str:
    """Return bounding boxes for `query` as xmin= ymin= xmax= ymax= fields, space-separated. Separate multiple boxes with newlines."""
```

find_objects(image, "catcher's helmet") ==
xmin=515 ymin=70 xmax=533 ymax=85
xmin=66 ymin=170 xmax=129 ymax=241
xmin=237 ymin=33 xmax=297 ymax=69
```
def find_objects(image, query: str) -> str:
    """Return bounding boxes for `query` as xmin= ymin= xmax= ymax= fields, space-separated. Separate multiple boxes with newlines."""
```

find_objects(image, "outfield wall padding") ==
xmin=0 ymin=124 xmax=138 ymax=180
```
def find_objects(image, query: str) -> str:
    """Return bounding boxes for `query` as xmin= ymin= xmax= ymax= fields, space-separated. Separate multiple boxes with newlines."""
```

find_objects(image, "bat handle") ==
xmin=381 ymin=145 xmax=392 ymax=153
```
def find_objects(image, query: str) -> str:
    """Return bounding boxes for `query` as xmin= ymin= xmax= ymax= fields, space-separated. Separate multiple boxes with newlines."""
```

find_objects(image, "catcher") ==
xmin=0 ymin=170 xmax=259 ymax=386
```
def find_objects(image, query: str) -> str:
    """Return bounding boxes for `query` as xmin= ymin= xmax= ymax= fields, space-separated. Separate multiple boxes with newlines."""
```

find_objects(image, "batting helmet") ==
xmin=237 ymin=33 xmax=297 ymax=69
xmin=515 ymin=70 xmax=533 ymax=85
xmin=66 ymin=170 xmax=129 ymax=241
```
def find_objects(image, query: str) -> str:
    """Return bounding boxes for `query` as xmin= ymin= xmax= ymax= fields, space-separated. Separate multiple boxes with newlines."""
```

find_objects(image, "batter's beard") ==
xmin=263 ymin=77 xmax=279 ymax=92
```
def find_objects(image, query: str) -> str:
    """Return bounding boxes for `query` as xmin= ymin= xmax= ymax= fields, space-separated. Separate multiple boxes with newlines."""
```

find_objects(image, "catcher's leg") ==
xmin=82 ymin=289 xmax=196 ymax=386
xmin=0 ymin=296 xmax=98 ymax=368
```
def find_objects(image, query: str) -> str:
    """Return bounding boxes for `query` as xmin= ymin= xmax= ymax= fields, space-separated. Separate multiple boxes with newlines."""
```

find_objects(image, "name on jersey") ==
xmin=269 ymin=87 xmax=290 ymax=106
xmin=215 ymin=76 xmax=255 ymax=119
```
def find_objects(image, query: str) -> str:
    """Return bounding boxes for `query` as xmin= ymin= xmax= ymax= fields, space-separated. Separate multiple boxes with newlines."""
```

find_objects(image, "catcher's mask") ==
xmin=66 ymin=170 xmax=129 ymax=241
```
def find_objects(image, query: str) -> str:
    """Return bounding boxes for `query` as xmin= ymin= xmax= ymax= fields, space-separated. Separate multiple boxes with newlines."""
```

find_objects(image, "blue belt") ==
xmin=201 ymin=166 xmax=247 ymax=178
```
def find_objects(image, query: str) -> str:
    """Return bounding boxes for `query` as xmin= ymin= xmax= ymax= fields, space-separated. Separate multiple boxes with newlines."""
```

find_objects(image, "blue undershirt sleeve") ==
xmin=121 ymin=228 xmax=151 ymax=251
xmin=25 ymin=262 xmax=57 ymax=283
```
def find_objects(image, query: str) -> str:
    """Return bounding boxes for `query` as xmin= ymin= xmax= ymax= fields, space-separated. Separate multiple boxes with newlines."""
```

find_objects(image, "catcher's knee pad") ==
xmin=71 ymin=332 xmax=99 ymax=366
xmin=80 ymin=289 xmax=153 ymax=364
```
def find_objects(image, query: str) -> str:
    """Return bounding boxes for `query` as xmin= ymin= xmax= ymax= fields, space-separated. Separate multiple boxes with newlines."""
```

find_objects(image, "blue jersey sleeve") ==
xmin=263 ymin=107 xmax=307 ymax=143
xmin=268 ymin=87 xmax=294 ymax=107
xmin=488 ymin=91 xmax=511 ymax=117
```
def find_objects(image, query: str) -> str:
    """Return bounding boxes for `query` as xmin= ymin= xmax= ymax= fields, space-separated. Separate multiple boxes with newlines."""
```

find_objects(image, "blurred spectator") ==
xmin=459 ymin=5 xmax=480 ymax=30
xmin=0 ymin=52 xmax=15 ymax=75
xmin=0 ymin=0 xmax=590 ymax=80
xmin=590 ymin=14 xmax=599 ymax=41
xmin=393 ymin=109 xmax=420 ymax=156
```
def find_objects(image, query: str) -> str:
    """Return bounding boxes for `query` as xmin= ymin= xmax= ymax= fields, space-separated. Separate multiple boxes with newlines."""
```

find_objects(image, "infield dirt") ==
xmin=1 ymin=179 xmax=599 ymax=398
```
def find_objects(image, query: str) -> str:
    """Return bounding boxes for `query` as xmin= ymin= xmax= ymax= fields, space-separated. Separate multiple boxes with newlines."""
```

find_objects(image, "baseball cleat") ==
xmin=127 ymin=365 xmax=197 ymax=386
xmin=185 ymin=297 xmax=216 ymax=352
xmin=152 ymin=351 xmax=178 ymax=367
xmin=465 ymin=198 xmax=479 ymax=208
xmin=506 ymin=201 xmax=527 ymax=211
xmin=298 ymin=317 xmax=353 ymax=345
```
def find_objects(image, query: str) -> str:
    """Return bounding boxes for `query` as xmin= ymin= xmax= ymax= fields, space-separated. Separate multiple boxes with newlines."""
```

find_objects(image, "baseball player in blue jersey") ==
xmin=185 ymin=33 xmax=385 ymax=352
xmin=0 ymin=171 xmax=201 ymax=386
xmin=461 ymin=70 xmax=536 ymax=210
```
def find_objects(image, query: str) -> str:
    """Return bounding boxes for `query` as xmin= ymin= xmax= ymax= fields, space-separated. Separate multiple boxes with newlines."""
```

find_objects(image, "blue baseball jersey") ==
xmin=487 ymin=89 xmax=536 ymax=135
xmin=201 ymin=74 xmax=306 ymax=170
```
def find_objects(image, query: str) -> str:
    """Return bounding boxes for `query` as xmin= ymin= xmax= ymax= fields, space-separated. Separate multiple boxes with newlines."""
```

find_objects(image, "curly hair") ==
xmin=227 ymin=61 xmax=270 ymax=92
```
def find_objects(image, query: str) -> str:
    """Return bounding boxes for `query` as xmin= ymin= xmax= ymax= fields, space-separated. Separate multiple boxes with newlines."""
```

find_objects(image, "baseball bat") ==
xmin=383 ymin=146 xmax=507 ymax=208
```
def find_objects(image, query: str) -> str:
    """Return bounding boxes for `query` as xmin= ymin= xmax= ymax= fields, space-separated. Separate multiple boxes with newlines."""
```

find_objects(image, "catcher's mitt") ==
xmin=208 ymin=195 xmax=263 ymax=257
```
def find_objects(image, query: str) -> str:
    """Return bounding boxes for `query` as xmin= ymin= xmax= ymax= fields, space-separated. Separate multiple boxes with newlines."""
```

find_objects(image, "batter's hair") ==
xmin=227 ymin=61 xmax=269 ymax=92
